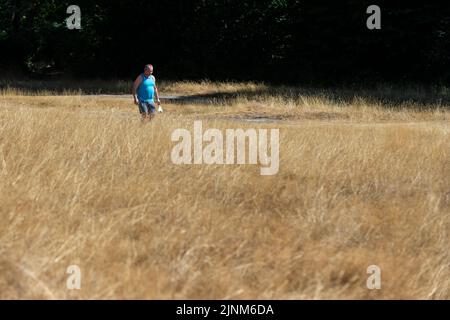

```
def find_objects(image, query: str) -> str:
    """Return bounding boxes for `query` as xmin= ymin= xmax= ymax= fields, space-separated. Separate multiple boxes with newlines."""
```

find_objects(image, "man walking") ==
xmin=132 ymin=64 xmax=161 ymax=120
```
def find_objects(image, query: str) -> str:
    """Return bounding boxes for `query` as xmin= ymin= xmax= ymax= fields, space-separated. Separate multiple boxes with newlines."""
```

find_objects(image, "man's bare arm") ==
xmin=154 ymin=85 xmax=161 ymax=105
xmin=153 ymin=76 xmax=160 ymax=105
xmin=132 ymin=75 xmax=142 ymax=105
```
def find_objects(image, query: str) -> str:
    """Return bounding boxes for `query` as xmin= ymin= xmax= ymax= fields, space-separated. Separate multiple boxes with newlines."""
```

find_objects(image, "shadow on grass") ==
xmin=2 ymin=79 xmax=450 ymax=110
xmin=166 ymin=86 xmax=450 ymax=110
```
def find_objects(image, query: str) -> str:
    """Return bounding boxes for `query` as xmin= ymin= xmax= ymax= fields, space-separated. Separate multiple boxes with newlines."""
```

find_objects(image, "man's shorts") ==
xmin=138 ymin=101 xmax=156 ymax=114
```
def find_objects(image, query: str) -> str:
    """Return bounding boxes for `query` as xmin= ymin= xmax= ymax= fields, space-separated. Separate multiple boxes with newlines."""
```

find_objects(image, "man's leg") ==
xmin=138 ymin=101 xmax=149 ymax=120
xmin=147 ymin=102 xmax=157 ymax=120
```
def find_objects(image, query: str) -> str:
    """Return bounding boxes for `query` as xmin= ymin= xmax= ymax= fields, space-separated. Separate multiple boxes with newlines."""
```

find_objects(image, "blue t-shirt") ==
xmin=137 ymin=74 xmax=155 ymax=103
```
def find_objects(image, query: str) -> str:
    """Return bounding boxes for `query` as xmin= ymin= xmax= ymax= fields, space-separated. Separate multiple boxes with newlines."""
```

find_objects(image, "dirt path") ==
xmin=15 ymin=94 xmax=447 ymax=128
xmin=96 ymin=94 xmax=200 ymax=103
xmin=74 ymin=108 xmax=449 ymax=131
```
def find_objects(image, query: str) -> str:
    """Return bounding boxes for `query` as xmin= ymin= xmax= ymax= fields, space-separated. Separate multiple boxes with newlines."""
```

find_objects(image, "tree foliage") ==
xmin=1 ymin=0 xmax=449 ymax=83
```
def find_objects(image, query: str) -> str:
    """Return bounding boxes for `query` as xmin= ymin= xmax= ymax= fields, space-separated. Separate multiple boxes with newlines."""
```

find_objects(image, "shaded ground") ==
xmin=3 ymin=79 xmax=450 ymax=109
xmin=99 ymin=89 xmax=450 ymax=109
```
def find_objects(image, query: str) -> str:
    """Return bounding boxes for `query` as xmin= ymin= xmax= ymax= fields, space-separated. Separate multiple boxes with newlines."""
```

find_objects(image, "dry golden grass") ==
xmin=159 ymin=80 xmax=267 ymax=95
xmin=0 ymin=79 xmax=265 ymax=96
xmin=0 ymin=83 xmax=449 ymax=299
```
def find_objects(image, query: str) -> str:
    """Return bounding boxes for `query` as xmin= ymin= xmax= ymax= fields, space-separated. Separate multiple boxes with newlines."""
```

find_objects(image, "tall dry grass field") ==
xmin=0 ymin=83 xmax=449 ymax=299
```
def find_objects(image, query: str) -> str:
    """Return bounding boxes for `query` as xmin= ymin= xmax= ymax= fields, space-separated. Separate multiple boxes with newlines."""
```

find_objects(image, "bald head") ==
xmin=144 ymin=64 xmax=153 ymax=76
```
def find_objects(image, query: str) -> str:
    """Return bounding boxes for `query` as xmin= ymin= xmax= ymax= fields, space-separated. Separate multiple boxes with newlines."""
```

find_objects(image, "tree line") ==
xmin=1 ymin=0 xmax=450 ymax=84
